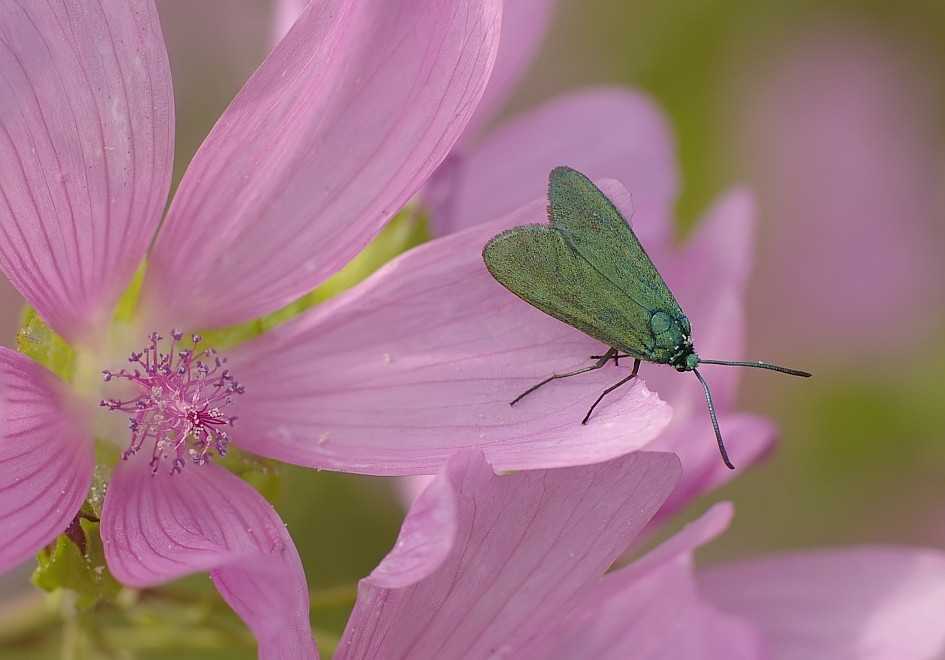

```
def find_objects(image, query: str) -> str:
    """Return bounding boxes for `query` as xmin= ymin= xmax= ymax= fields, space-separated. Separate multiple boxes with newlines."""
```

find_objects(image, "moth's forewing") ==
xmin=547 ymin=167 xmax=685 ymax=322
xmin=483 ymin=224 xmax=655 ymax=360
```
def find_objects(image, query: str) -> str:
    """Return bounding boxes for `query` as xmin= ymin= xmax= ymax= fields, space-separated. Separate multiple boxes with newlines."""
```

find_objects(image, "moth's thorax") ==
xmin=649 ymin=311 xmax=697 ymax=370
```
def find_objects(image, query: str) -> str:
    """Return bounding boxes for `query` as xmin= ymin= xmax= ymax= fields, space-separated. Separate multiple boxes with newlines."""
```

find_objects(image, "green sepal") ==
xmin=86 ymin=441 xmax=121 ymax=519
xmin=16 ymin=307 xmax=75 ymax=381
xmin=32 ymin=518 xmax=123 ymax=611
xmin=112 ymin=261 xmax=147 ymax=324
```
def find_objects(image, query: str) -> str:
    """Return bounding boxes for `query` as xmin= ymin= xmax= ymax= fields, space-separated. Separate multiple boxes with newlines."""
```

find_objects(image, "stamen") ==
xmin=100 ymin=330 xmax=244 ymax=475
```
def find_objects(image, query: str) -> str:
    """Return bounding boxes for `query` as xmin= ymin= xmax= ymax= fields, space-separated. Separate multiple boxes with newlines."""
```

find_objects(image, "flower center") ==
xmin=100 ymin=330 xmax=244 ymax=475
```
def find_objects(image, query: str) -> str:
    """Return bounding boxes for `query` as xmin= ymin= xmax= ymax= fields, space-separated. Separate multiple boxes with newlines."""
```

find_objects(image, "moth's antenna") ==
xmin=698 ymin=359 xmax=811 ymax=378
xmin=692 ymin=368 xmax=735 ymax=470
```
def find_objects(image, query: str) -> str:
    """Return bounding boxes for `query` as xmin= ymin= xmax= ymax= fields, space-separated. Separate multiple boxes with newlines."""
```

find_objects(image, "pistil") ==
xmin=101 ymin=330 xmax=244 ymax=474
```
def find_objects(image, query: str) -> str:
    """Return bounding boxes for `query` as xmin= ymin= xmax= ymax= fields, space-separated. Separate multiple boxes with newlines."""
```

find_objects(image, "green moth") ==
xmin=482 ymin=166 xmax=810 ymax=469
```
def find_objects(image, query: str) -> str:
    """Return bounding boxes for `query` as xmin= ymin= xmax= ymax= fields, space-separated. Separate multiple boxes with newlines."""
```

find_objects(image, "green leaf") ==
xmin=32 ymin=519 xmax=122 ymax=611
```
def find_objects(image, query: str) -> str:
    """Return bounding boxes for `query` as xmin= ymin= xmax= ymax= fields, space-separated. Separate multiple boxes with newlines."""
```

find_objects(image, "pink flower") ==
xmin=337 ymin=449 xmax=945 ymax=658
xmin=0 ymin=0 xmax=503 ymax=655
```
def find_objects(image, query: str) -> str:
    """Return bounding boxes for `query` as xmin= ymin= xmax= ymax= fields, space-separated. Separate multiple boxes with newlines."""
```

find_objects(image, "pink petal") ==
xmin=101 ymin=456 xmax=316 ymax=659
xmin=335 ymin=449 xmax=682 ymax=659
xmin=396 ymin=475 xmax=437 ymax=509
xmin=0 ymin=0 xmax=173 ymax=347
xmin=539 ymin=563 xmax=761 ymax=660
xmin=661 ymin=187 xmax=756 ymax=306
xmin=141 ymin=0 xmax=503 ymax=331
xmin=0 ymin=348 xmax=93 ymax=574
xmin=271 ymin=0 xmax=553 ymax=169
xmin=269 ymin=0 xmax=309 ymax=48
xmin=699 ymin=546 xmax=945 ymax=659
xmin=461 ymin=0 xmax=556 ymax=138
xmin=525 ymin=503 xmax=763 ymax=659
xmin=228 ymin=192 xmax=672 ymax=475
xmin=611 ymin=501 xmax=736 ymax=587
xmin=427 ymin=88 xmax=679 ymax=237
xmin=646 ymin=413 xmax=776 ymax=528
xmin=368 ymin=470 xmax=457 ymax=589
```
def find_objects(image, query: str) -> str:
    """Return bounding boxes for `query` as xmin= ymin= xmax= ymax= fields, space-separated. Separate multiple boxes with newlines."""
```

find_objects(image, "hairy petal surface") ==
xmin=699 ymin=546 xmax=945 ymax=660
xmin=524 ymin=503 xmax=762 ymax=659
xmin=0 ymin=0 xmax=173 ymax=346
xmin=229 ymin=187 xmax=672 ymax=475
xmin=429 ymin=89 xmax=679 ymax=237
xmin=142 ymin=0 xmax=502 ymax=331
xmin=335 ymin=450 xmax=681 ymax=659
xmin=0 ymin=348 xmax=93 ymax=574
xmin=101 ymin=456 xmax=316 ymax=659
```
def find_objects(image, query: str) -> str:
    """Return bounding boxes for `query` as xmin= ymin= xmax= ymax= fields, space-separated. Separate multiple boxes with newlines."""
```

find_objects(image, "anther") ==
xmin=100 ymin=332 xmax=244 ymax=475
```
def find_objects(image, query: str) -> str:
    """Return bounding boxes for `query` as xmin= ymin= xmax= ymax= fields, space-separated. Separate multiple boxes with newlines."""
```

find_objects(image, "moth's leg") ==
xmin=590 ymin=351 xmax=632 ymax=367
xmin=581 ymin=358 xmax=642 ymax=424
xmin=510 ymin=347 xmax=619 ymax=406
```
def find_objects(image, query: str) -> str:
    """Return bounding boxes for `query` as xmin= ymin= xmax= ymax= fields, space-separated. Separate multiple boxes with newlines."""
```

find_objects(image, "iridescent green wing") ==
xmin=547 ymin=166 xmax=685 ymax=320
xmin=482 ymin=224 xmax=658 ymax=360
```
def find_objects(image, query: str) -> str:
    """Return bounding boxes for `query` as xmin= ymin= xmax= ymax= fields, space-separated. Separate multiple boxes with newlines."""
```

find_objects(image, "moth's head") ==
xmin=674 ymin=352 xmax=700 ymax=372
